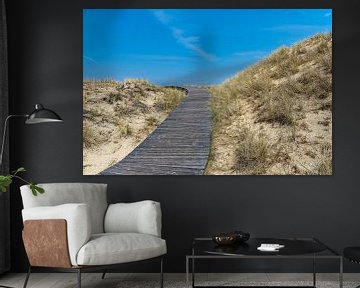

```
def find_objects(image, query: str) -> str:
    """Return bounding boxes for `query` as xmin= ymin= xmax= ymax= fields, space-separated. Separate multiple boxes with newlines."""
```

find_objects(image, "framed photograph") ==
xmin=83 ymin=9 xmax=332 ymax=175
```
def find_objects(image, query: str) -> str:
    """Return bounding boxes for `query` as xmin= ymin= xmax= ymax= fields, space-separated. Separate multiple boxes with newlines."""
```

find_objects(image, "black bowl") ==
xmin=233 ymin=230 xmax=250 ymax=242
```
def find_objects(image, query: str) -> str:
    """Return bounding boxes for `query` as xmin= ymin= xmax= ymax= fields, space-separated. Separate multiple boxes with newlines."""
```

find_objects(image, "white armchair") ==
xmin=20 ymin=183 xmax=166 ymax=288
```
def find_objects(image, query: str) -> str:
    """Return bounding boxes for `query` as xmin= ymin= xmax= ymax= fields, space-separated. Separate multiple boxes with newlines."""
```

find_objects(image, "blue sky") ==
xmin=83 ymin=9 xmax=332 ymax=85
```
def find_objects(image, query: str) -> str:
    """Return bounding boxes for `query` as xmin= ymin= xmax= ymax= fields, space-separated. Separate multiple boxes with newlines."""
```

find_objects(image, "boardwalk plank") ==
xmin=100 ymin=87 xmax=212 ymax=175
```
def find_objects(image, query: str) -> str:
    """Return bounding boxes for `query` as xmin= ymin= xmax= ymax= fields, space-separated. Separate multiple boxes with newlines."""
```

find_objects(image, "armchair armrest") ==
xmin=104 ymin=200 xmax=162 ymax=237
xmin=22 ymin=203 xmax=91 ymax=266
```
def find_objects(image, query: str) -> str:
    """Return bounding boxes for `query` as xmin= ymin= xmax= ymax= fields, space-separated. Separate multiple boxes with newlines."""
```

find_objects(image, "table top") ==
xmin=190 ymin=237 xmax=340 ymax=258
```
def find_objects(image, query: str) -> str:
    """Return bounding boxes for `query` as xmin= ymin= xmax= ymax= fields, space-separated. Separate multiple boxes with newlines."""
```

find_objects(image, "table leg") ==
xmin=192 ymin=247 xmax=195 ymax=288
xmin=186 ymin=257 xmax=189 ymax=288
xmin=313 ymin=254 xmax=316 ymax=287
xmin=192 ymin=257 xmax=195 ymax=288
xmin=339 ymin=257 xmax=343 ymax=288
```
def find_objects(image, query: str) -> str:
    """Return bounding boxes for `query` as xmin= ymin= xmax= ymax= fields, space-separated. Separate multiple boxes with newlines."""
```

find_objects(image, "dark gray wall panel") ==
xmin=5 ymin=0 xmax=360 ymax=273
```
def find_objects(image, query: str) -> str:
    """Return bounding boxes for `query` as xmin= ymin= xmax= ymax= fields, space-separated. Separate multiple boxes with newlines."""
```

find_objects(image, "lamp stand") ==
xmin=0 ymin=105 xmax=62 ymax=287
xmin=0 ymin=114 xmax=28 ymax=168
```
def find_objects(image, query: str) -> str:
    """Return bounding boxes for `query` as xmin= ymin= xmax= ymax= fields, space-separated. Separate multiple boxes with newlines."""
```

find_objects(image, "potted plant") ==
xmin=0 ymin=167 xmax=44 ymax=196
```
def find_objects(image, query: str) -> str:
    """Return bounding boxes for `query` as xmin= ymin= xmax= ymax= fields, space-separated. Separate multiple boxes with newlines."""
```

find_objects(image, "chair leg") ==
xmin=101 ymin=270 xmax=107 ymax=279
xmin=160 ymin=257 xmax=164 ymax=288
xmin=23 ymin=266 xmax=31 ymax=288
xmin=77 ymin=269 xmax=81 ymax=288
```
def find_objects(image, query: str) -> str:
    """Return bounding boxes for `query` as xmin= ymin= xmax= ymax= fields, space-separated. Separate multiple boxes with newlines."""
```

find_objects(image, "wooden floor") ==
xmin=100 ymin=87 xmax=212 ymax=175
xmin=0 ymin=273 xmax=359 ymax=288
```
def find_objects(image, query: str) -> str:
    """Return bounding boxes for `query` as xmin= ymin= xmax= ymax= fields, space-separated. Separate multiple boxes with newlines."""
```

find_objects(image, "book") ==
xmin=257 ymin=243 xmax=285 ymax=252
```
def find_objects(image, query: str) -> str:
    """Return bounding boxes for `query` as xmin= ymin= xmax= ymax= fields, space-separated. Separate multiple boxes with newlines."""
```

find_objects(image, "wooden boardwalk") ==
xmin=100 ymin=87 xmax=212 ymax=175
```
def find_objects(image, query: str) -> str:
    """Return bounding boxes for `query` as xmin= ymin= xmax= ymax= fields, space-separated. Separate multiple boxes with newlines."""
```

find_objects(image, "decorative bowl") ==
xmin=212 ymin=231 xmax=250 ymax=245
xmin=212 ymin=233 xmax=238 ymax=245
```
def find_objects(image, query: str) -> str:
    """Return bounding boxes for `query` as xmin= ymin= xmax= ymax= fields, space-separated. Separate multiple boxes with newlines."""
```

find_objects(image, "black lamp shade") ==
xmin=25 ymin=104 xmax=63 ymax=124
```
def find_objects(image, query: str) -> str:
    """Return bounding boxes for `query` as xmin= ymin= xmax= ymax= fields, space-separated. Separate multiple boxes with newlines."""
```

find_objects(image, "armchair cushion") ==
xmin=20 ymin=183 xmax=108 ymax=234
xmin=76 ymin=233 xmax=167 ymax=266
xmin=22 ymin=203 xmax=91 ymax=266
xmin=104 ymin=201 xmax=162 ymax=237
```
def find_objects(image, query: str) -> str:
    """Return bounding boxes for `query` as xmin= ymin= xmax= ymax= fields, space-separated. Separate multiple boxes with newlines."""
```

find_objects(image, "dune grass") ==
xmin=207 ymin=33 xmax=332 ymax=175
xmin=157 ymin=87 xmax=186 ymax=111
xmin=236 ymin=127 xmax=270 ymax=174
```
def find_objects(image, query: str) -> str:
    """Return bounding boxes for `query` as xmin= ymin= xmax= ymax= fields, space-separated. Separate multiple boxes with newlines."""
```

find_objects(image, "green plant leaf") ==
xmin=0 ymin=167 xmax=44 ymax=197
xmin=30 ymin=181 xmax=44 ymax=196
xmin=0 ymin=175 xmax=13 ymax=192
xmin=30 ymin=182 xmax=38 ymax=196
xmin=35 ymin=185 xmax=45 ymax=194
xmin=15 ymin=167 xmax=26 ymax=173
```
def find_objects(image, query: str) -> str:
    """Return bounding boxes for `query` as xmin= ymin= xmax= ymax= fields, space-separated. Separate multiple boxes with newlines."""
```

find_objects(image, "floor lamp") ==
xmin=0 ymin=103 xmax=62 ymax=288
xmin=0 ymin=104 xmax=63 ymax=167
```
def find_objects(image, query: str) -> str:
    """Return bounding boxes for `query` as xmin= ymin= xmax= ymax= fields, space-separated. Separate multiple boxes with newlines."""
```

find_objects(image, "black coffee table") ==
xmin=186 ymin=237 xmax=342 ymax=288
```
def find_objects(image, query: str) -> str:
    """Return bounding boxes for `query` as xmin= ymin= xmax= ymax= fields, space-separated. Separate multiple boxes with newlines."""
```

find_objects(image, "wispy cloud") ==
xmin=171 ymin=28 xmax=216 ymax=61
xmin=83 ymin=55 xmax=98 ymax=64
xmin=324 ymin=12 xmax=332 ymax=17
xmin=152 ymin=9 xmax=216 ymax=62
xmin=152 ymin=9 xmax=171 ymax=24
